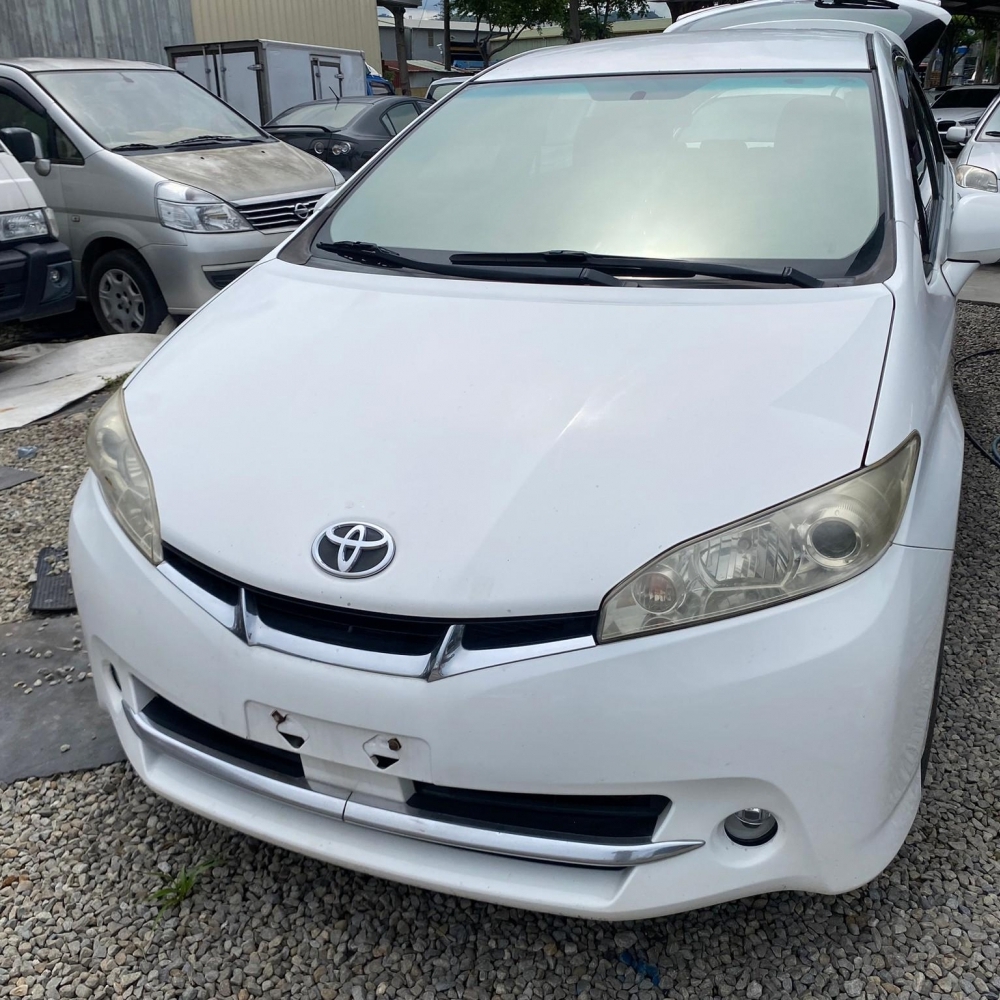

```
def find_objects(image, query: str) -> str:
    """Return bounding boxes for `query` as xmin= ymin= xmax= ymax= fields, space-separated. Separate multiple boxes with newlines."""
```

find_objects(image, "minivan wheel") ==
xmin=89 ymin=249 xmax=168 ymax=335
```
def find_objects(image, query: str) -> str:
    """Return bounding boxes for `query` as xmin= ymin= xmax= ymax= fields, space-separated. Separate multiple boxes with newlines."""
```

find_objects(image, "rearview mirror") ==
xmin=946 ymin=125 xmax=972 ymax=145
xmin=949 ymin=189 xmax=1000 ymax=264
xmin=0 ymin=126 xmax=42 ymax=164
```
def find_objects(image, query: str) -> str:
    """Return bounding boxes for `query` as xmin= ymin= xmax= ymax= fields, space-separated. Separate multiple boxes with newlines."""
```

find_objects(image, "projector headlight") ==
xmin=598 ymin=435 xmax=919 ymax=642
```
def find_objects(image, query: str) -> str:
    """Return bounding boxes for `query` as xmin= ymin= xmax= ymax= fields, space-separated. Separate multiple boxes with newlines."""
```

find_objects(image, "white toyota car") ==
xmin=72 ymin=0 xmax=987 ymax=919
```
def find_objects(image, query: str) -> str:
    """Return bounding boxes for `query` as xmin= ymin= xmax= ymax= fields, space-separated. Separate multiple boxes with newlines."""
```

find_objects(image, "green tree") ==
xmin=565 ymin=0 xmax=651 ymax=40
xmin=453 ymin=0 xmax=568 ymax=63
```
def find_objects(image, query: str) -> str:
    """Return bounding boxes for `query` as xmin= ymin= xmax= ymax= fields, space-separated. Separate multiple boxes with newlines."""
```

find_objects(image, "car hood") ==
xmin=960 ymin=137 xmax=1000 ymax=171
xmin=124 ymin=259 xmax=894 ymax=617
xmin=135 ymin=140 xmax=334 ymax=202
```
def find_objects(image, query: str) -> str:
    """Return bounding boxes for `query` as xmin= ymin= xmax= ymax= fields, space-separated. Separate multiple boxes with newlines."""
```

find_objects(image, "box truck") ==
xmin=167 ymin=40 xmax=369 ymax=124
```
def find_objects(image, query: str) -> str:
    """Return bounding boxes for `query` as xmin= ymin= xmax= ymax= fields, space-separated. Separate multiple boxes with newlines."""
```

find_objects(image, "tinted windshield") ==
xmin=38 ymin=69 xmax=263 ymax=148
xmin=933 ymin=88 xmax=999 ymax=109
xmin=272 ymin=103 xmax=368 ymax=128
xmin=317 ymin=73 xmax=884 ymax=279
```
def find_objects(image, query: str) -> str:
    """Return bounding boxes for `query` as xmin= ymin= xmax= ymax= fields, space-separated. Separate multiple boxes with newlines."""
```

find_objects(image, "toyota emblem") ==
xmin=312 ymin=522 xmax=395 ymax=578
xmin=293 ymin=201 xmax=313 ymax=221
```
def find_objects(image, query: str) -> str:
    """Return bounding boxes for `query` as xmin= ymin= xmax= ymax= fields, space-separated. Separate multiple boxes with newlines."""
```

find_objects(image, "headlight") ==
xmin=959 ymin=115 xmax=981 ymax=125
xmin=598 ymin=435 xmax=919 ymax=642
xmin=0 ymin=208 xmax=49 ymax=241
xmin=86 ymin=390 xmax=162 ymax=564
xmin=328 ymin=141 xmax=353 ymax=156
xmin=956 ymin=163 xmax=998 ymax=192
xmin=156 ymin=180 xmax=250 ymax=233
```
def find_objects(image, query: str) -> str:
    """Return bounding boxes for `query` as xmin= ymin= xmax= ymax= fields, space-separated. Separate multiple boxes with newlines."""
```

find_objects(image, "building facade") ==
xmin=0 ymin=0 xmax=380 ymax=68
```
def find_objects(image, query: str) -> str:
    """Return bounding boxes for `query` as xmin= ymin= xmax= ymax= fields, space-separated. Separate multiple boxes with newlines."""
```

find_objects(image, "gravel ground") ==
xmin=2 ymin=307 xmax=1000 ymax=1000
xmin=0 ymin=404 xmax=97 ymax=625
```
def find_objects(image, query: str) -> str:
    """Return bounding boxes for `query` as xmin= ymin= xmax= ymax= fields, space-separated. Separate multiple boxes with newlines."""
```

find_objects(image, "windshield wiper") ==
xmin=316 ymin=241 xmax=623 ymax=285
xmin=165 ymin=134 xmax=262 ymax=147
xmin=449 ymin=251 xmax=822 ymax=288
xmin=110 ymin=142 xmax=161 ymax=152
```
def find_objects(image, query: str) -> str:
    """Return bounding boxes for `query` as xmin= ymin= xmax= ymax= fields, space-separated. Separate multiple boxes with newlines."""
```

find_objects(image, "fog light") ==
xmin=41 ymin=261 xmax=73 ymax=302
xmin=724 ymin=807 xmax=778 ymax=846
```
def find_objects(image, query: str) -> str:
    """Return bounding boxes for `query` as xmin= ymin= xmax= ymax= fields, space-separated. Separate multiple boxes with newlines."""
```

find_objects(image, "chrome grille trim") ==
xmin=235 ymin=190 xmax=328 ymax=231
xmin=124 ymin=701 xmax=703 ymax=868
xmin=157 ymin=560 xmax=596 ymax=680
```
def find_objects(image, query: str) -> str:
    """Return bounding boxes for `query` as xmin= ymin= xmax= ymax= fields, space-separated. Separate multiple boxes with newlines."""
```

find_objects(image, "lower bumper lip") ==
xmin=123 ymin=699 xmax=703 ymax=868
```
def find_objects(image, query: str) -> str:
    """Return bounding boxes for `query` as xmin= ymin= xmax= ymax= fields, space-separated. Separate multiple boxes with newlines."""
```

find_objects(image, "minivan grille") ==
xmin=237 ymin=195 xmax=322 ymax=231
xmin=161 ymin=544 xmax=598 ymax=655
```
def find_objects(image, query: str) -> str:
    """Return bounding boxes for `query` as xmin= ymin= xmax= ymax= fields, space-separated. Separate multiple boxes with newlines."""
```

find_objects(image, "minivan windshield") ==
xmin=316 ymin=73 xmax=884 ymax=281
xmin=38 ymin=69 xmax=265 ymax=149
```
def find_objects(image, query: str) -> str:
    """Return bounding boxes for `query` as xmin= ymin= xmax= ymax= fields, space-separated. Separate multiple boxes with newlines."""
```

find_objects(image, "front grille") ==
xmin=408 ymin=783 xmax=669 ymax=840
xmin=161 ymin=543 xmax=598 ymax=655
xmin=237 ymin=195 xmax=321 ymax=232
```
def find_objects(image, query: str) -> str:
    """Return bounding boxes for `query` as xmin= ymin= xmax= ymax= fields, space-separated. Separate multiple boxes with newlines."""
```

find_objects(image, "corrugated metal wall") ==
xmin=0 ymin=0 xmax=195 ymax=62
xmin=190 ymin=0 xmax=381 ymax=66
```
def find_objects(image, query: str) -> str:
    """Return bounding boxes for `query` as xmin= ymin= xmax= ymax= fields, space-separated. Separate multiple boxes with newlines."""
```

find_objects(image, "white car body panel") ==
xmin=71 ymin=20 xmax=972 ymax=918
xmin=126 ymin=262 xmax=893 ymax=616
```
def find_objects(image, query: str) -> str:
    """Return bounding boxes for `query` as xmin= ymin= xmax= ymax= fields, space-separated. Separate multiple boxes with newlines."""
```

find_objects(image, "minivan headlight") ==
xmin=0 ymin=208 xmax=49 ymax=241
xmin=86 ymin=390 xmax=162 ymax=564
xmin=956 ymin=164 xmax=999 ymax=192
xmin=598 ymin=435 xmax=919 ymax=642
xmin=156 ymin=180 xmax=251 ymax=233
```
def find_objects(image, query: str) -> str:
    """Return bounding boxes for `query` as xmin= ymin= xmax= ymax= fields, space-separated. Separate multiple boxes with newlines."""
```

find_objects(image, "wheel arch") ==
xmin=81 ymin=237 xmax=145 ymax=291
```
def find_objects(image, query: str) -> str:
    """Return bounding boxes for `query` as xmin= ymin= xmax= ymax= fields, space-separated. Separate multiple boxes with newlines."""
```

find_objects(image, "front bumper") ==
xmin=70 ymin=473 xmax=951 ymax=919
xmin=141 ymin=229 xmax=288 ymax=314
xmin=0 ymin=239 xmax=74 ymax=322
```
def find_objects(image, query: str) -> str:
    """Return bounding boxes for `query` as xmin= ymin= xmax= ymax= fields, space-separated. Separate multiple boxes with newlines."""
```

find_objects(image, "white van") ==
xmin=0 ymin=126 xmax=74 ymax=323
xmin=0 ymin=59 xmax=340 ymax=334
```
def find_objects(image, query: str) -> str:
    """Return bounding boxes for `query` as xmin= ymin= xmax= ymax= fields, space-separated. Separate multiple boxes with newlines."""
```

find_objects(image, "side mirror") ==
xmin=946 ymin=125 xmax=972 ymax=145
xmin=0 ymin=126 xmax=42 ymax=164
xmin=949 ymin=188 xmax=1000 ymax=264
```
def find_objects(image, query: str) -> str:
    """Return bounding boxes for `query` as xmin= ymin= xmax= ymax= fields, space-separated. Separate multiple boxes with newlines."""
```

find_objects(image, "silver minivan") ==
xmin=0 ymin=58 xmax=340 ymax=333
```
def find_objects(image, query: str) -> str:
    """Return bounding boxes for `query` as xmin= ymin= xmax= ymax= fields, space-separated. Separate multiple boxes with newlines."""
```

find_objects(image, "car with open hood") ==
xmin=0 ymin=58 xmax=341 ymax=334
xmin=71 ymin=0 xmax=984 ymax=919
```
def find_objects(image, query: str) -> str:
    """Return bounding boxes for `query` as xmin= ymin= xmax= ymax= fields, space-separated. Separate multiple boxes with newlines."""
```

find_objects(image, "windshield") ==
xmin=933 ymin=88 xmax=999 ymax=109
xmin=271 ymin=103 xmax=368 ymax=129
xmin=316 ymin=73 xmax=884 ymax=280
xmin=38 ymin=69 xmax=263 ymax=148
xmin=430 ymin=81 xmax=463 ymax=98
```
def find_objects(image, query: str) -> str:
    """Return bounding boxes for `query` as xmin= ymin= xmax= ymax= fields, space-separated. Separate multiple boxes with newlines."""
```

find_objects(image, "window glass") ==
xmin=54 ymin=125 xmax=82 ymax=162
xmin=897 ymin=58 xmax=941 ymax=263
xmin=37 ymin=69 xmax=263 ymax=149
xmin=320 ymin=73 xmax=885 ymax=279
xmin=383 ymin=102 xmax=419 ymax=135
xmin=0 ymin=92 xmax=50 ymax=156
xmin=932 ymin=87 xmax=999 ymax=110
xmin=272 ymin=103 xmax=367 ymax=128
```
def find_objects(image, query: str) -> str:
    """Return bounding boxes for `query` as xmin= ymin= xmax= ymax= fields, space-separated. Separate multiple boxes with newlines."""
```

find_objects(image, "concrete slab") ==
xmin=958 ymin=264 xmax=1000 ymax=305
xmin=0 ymin=616 xmax=123 ymax=785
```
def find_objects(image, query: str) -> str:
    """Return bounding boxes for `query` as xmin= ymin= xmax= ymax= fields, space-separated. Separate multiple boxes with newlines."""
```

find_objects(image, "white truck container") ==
xmin=167 ymin=40 xmax=369 ymax=125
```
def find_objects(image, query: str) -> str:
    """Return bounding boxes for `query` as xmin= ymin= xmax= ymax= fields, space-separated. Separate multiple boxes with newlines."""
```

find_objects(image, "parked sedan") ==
xmin=73 ymin=0 xmax=978 ymax=920
xmin=265 ymin=96 xmax=430 ymax=177
xmin=951 ymin=92 xmax=1000 ymax=190
xmin=930 ymin=84 xmax=1000 ymax=151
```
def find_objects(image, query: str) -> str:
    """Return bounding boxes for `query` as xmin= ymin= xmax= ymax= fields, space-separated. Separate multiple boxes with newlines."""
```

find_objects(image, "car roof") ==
xmin=479 ymin=29 xmax=871 ymax=82
xmin=0 ymin=57 xmax=167 ymax=73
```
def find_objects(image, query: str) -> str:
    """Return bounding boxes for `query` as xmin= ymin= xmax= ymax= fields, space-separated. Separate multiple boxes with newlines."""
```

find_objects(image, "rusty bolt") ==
xmin=387 ymin=737 xmax=401 ymax=752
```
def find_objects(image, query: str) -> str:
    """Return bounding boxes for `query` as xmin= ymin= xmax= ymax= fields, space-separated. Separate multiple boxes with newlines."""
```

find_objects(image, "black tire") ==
xmin=921 ymin=637 xmax=945 ymax=785
xmin=87 ymin=248 xmax=168 ymax=336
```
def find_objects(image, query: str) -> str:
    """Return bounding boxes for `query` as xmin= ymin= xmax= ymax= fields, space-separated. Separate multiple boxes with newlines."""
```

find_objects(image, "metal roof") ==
xmin=479 ymin=28 xmax=872 ymax=82
xmin=0 ymin=57 xmax=167 ymax=73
